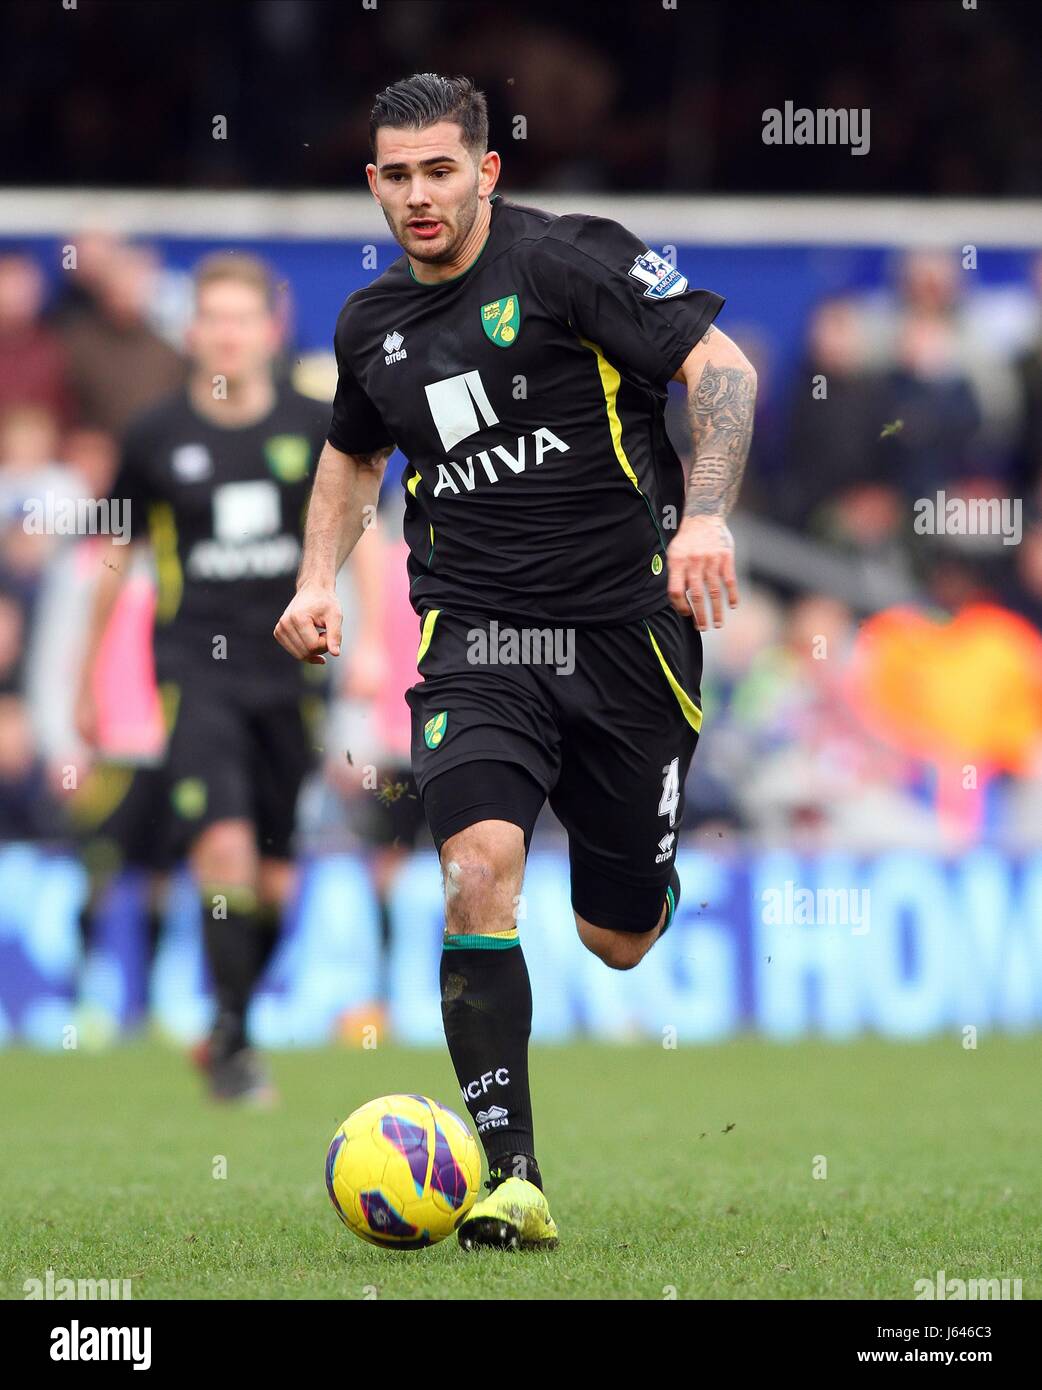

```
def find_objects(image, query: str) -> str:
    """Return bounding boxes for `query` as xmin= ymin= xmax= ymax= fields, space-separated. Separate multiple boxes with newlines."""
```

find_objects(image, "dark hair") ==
xmin=369 ymin=73 xmax=488 ymax=161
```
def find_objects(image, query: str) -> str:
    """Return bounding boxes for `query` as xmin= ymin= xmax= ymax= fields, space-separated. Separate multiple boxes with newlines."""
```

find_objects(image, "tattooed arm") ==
xmin=666 ymin=325 xmax=757 ymax=630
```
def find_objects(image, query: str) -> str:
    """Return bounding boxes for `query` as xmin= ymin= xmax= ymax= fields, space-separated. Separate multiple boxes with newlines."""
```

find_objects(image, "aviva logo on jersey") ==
xmin=481 ymin=294 xmax=520 ymax=347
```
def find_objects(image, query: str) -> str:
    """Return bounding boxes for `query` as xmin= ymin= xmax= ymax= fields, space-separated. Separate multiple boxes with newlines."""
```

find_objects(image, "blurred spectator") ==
xmin=875 ymin=309 xmax=982 ymax=503
xmin=0 ymin=252 xmax=72 ymax=427
xmin=0 ymin=586 xmax=25 ymax=694
xmin=921 ymin=553 xmax=998 ymax=617
xmin=999 ymin=520 xmax=1042 ymax=632
xmin=60 ymin=243 xmax=185 ymax=435
xmin=685 ymin=584 xmax=786 ymax=832
xmin=853 ymin=250 xmax=1020 ymax=474
xmin=0 ymin=404 xmax=83 ymax=602
xmin=1010 ymin=254 xmax=1042 ymax=514
xmin=693 ymin=590 xmax=937 ymax=847
xmin=24 ymin=419 xmax=162 ymax=783
xmin=778 ymin=296 xmax=893 ymax=539
xmin=44 ymin=229 xmax=119 ymax=330
xmin=0 ymin=405 xmax=78 ymax=512
xmin=0 ymin=692 xmax=57 ymax=841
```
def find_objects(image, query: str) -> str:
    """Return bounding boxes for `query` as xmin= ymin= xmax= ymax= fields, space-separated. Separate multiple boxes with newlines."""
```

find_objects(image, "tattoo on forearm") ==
xmin=684 ymin=358 xmax=756 ymax=517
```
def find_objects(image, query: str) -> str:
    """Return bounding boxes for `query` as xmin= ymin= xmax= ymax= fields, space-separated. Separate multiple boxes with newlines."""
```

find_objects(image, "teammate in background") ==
xmin=76 ymin=253 xmax=330 ymax=1102
xmin=276 ymin=75 xmax=756 ymax=1244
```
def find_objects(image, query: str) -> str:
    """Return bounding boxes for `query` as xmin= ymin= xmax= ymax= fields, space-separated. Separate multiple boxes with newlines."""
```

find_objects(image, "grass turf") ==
xmin=1 ymin=1036 xmax=1038 ymax=1300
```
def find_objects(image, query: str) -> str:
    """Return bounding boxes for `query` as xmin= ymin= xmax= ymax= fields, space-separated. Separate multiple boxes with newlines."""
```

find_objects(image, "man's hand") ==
xmin=666 ymin=514 xmax=738 ymax=631
xmin=274 ymin=584 xmax=343 ymax=664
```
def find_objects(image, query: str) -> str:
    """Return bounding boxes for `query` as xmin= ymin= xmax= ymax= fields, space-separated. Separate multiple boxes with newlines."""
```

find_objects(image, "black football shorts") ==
xmin=69 ymin=760 xmax=177 ymax=878
xmin=406 ymin=604 xmax=702 ymax=933
xmin=161 ymin=669 xmax=320 ymax=861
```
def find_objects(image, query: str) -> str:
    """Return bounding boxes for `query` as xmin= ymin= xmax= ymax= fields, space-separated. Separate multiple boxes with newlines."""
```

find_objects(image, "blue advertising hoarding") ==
xmin=2 ymin=845 xmax=1039 ymax=1048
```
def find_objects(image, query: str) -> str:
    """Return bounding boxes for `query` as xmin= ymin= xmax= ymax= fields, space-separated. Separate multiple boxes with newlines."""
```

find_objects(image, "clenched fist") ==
xmin=666 ymin=514 xmax=739 ymax=631
xmin=274 ymin=584 xmax=343 ymax=665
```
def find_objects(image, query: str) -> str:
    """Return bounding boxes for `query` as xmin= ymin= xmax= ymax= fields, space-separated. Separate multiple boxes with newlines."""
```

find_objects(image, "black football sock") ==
xmin=200 ymin=886 xmax=265 ymax=1057
xmin=487 ymin=1153 xmax=543 ymax=1192
xmin=254 ymin=901 xmax=282 ymax=977
xmin=376 ymin=895 xmax=393 ymax=996
xmin=78 ymin=902 xmax=95 ymax=952
xmin=145 ymin=904 xmax=164 ymax=967
xmin=440 ymin=932 xmax=540 ymax=1188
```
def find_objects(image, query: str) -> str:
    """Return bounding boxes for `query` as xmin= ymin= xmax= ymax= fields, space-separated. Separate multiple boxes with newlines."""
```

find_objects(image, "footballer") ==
xmin=78 ymin=254 xmax=330 ymax=1102
xmin=276 ymin=73 xmax=756 ymax=1247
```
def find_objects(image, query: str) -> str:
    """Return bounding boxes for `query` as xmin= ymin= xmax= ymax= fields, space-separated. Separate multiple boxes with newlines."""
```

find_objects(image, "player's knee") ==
xmin=575 ymin=914 xmax=655 ymax=971
xmin=191 ymin=818 xmax=257 ymax=887
xmin=440 ymin=822 xmax=524 ymax=934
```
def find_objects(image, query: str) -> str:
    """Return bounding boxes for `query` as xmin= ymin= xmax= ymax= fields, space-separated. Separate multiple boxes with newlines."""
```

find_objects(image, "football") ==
xmin=325 ymin=1094 xmax=482 ymax=1248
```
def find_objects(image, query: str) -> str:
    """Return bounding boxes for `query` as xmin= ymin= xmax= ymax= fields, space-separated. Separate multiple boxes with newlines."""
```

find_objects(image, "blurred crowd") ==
xmin=682 ymin=248 xmax=1042 ymax=849
xmin=3 ymin=233 xmax=1042 ymax=859
xmin=3 ymin=0 xmax=1042 ymax=196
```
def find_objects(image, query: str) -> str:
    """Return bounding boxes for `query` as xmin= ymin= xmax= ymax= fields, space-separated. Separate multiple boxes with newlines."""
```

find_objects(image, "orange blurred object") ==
xmin=848 ymin=604 xmax=1042 ymax=774
xmin=335 ymin=1003 xmax=389 ymax=1048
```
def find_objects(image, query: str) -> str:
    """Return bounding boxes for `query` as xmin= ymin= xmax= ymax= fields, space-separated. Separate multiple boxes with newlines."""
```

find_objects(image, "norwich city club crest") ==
xmin=171 ymin=776 xmax=207 ymax=820
xmin=424 ymin=711 xmax=448 ymax=749
xmin=480 ymin=294 xmax=520 ymax=347
xmin=264 ymin=434 xmax=311 ymax=483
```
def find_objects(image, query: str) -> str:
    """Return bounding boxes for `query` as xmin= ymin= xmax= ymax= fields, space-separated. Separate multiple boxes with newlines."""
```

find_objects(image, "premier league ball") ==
xmin=325 ymin=1094 xmax=482 ymax=1248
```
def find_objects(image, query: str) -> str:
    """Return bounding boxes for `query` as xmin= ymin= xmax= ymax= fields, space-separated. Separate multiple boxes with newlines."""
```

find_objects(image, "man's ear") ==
xmin=478 ymin=149 xmax=501 ymax=199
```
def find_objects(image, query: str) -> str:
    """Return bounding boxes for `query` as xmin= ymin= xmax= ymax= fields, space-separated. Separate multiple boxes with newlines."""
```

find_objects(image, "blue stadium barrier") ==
xmin=2 ymin=843 xmax=1040 ymax=1046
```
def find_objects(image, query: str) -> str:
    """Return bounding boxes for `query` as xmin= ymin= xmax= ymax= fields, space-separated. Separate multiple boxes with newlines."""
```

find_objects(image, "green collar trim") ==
xmin=407 ymin=194 xmax=500 ymax=287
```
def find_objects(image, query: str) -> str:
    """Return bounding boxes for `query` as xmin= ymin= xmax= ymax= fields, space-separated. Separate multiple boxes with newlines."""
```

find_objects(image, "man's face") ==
xmin=367 ymin=120 xmax=496 ymax=264
xmin=0 ymin=256 xmax=43 ymax=330
xmin=188 ymin=280 xmax=279 ymax=384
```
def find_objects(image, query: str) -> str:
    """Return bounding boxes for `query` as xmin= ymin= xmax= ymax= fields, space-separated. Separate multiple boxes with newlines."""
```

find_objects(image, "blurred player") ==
xmin=276 ymin=75 xmax=756 ymax=1243
xmin=77 ymin=253 xmax=329 ymax=1101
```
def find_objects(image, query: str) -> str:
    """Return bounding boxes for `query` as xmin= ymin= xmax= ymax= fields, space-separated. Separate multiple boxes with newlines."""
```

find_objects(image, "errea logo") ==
xmin=656 ymin=831 xmax=675 ymax=864
xmin=475 ymin=1105 xmax=509 ymax=1132
xmin=383 ymin=330 xmax=407 ymax=365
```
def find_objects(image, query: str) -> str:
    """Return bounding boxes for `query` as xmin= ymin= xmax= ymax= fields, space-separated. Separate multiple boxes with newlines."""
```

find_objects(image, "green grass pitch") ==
xmin=1 ymin=1036 xmax=1037 ymax=1300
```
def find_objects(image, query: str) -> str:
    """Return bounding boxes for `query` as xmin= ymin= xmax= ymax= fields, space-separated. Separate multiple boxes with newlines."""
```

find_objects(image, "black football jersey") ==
xmin=112 ymin=384 xmax=328 ymax=679
xmin=329 ymin=194 xmax=723 ymax=626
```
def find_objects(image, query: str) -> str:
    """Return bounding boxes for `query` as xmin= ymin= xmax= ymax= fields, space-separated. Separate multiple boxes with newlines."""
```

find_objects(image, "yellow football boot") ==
xmin=457 ymin=1173 xmax=559 ymax=1251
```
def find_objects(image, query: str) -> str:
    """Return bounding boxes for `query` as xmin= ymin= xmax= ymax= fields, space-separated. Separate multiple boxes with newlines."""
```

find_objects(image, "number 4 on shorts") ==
xmin=658 ymin=757 xmax=680 ymax=828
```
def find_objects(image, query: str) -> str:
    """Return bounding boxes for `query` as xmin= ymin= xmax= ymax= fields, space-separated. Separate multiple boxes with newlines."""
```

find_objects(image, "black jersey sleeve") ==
xmin=109 ymin=418 xmax=153 ymax=542
xmin=328 ymin=312 xmax=395 ymax=455
xmin=540 ymin=215 xmax=725 ymax=385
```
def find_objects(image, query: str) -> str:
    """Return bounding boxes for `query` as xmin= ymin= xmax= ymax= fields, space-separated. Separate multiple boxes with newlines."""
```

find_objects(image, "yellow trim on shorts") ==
xmin=416 ymin=608 xmax=441 ymax=666
xmin=644 ymin=622 xmax=703 ymax=733
xmin=158 ymin=681 xmax=181 ymax=738
xmin=69 ymin=764 xmax=137 ymax=830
